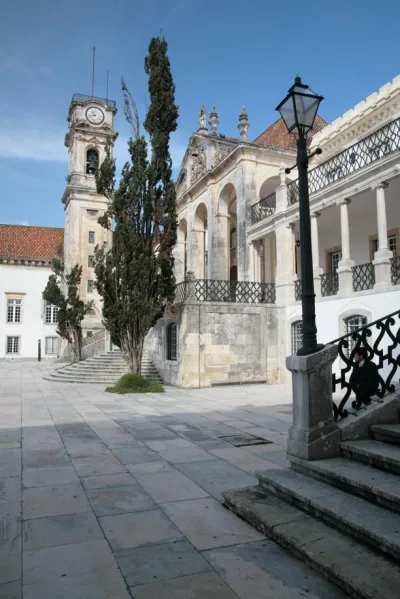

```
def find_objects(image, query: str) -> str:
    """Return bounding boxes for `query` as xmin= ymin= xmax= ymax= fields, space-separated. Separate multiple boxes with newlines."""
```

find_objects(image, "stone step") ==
xmin=53 ymin=371 xmax=162 ymax=381
xmin=341 ymin=440 xmax=400 ymax=474
xmin=257 ymin=467 xmax=400 ymax=561
xmin=290 ymin=455 xmax=400 ymax=513
xmin=44 ymin=373 xmax=163 ymax=384
xmin=223 ymin=486 xmax=400 ymax=599
xmin=370 ymin=424 xmax=400 ymax=445
xmin=62 ymin=365 xmax=157 ymax=372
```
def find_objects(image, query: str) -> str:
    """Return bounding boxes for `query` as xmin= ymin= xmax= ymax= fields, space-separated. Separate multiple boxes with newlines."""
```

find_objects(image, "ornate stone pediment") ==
xmin=190 ymin=138 xmax=206 ymax=183
xmin=214 ymin=144 xmax=231 ymax=166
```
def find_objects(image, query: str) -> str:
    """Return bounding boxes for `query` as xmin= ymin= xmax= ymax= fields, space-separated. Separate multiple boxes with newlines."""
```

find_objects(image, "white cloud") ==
xmin=0 ymin=127 xmax=66 ymax=162
xmin=0 ymin=126 xmax=187 ymax=172
xmin=15 ymin=220 xmax=31 ymax=226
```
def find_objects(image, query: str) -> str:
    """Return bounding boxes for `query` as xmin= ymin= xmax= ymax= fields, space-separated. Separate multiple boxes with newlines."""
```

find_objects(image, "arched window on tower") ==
xmin=86 ymin=149 xmax=99 ymax=175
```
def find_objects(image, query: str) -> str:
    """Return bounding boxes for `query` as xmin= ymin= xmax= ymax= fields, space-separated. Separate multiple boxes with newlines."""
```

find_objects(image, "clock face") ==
xmin=86 ymin=106 xmax=104 ymax=125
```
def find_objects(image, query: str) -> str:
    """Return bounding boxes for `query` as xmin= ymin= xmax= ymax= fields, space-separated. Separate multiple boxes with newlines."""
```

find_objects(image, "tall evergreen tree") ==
xmin=95 ymin=37 xmax=178 ymax=374
xmin=43 ymin=253 xmax=94 ymax=362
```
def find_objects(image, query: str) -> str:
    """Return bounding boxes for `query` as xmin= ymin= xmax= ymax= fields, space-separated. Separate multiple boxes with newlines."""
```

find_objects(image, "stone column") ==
xmin=336 ymin=198 xmax=354 ymax=295
xmin=212 ymin=213 xmax=230 ymax=280
xmin=286 ymin=344 xmax=341 ymax=461
xmin=311 ymin=212 xmax=322 ymax=296
xmin=173 ymin=240 xmax=186 ymax=282
xmin=236 ymin=164 xmax=248 ymax=281
xmin=275 ymin=223 xmax=296 ymax=306
xmin=248 ymin=241 xmax=255 ymax=281
xmin=275 ymin=165 xmax=288 ymax=215
xmin=191 ymin=228 xmax=206 ymax=280
xmin=373 ymin=181 xmax=392 ymax=289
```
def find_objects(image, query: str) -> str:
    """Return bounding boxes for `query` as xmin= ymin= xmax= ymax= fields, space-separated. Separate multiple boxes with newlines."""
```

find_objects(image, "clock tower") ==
xmin=62 ymin=93 xmax=118 ymax=331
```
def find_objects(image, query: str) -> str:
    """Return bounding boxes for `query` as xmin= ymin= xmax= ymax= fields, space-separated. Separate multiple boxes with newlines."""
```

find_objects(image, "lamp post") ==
xmin=276 ymin=76 xmax=324 ymax=356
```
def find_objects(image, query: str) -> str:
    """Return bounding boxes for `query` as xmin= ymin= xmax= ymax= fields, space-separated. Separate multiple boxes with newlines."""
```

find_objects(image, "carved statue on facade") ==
xmin=199 ymin=105 xmax=207 ymax=130
xmin=214 ymin=144 xmax=230 ymax=166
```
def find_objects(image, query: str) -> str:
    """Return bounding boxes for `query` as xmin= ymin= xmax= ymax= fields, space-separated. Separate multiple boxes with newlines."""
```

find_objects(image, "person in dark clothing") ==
xmin=349 ymin=347 xmax=380 ymax=407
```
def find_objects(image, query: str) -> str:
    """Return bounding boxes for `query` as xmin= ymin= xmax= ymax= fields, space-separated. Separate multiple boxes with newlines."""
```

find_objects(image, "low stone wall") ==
xmin=144 ymin=316 xmax=180 ymax=386
xmin=145 ymin=300 xmax=282 ymax=388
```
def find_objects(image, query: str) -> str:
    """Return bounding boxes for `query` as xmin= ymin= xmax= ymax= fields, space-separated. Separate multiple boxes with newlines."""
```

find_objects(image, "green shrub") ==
xmin=106 ymin=373 xmax=164 ymax=394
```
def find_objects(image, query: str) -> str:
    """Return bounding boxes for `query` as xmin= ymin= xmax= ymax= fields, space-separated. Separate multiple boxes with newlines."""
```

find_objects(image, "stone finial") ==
xmin=198 ymin=105 xmax=207 ymax=130
xmin=238 ymin=106 xmax=250 ymax=140
xmin=209 ymin=106 xmax=219 ymax=135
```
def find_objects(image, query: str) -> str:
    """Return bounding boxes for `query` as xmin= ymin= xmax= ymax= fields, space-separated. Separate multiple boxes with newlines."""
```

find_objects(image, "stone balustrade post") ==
xmin=185 ymin=271 xmax=197 ymax=301
xmin=286 ymin=344 xmax=341 ymax=461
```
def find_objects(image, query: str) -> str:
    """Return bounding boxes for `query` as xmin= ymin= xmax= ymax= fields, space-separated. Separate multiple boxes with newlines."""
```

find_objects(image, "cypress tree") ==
xmin=95 ymin=37 xmax=178 ymax=374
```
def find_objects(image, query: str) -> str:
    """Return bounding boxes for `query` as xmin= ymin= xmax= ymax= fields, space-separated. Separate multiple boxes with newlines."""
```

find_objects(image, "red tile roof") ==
xmin=0 ymin=225 xmax=64 ymax=261
xmin=253 ymin=115 xmax=328 ymax=150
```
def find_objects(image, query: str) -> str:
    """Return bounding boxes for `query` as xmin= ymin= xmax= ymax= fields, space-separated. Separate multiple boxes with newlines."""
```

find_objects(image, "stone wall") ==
xmin=144 ymin=315 xmax=180 ymax=386
xmin=146 ymin=300 xmax=282 ymax=388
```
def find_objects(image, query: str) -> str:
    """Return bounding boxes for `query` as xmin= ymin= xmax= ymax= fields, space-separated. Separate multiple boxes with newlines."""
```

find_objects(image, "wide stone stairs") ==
xmin=44 ymin=350 xmax=163 ymax=384
xmin=223 ymin=422 xmax=400 ymax=599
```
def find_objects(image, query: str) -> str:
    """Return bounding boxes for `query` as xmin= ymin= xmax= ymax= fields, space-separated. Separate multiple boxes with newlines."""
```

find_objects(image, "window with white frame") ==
xmin=6 ymin=336 xmax=19 ymax=354
xmin=45 ymin=337 xmax=58 ymax=355
xmin=7 ymin=299 xmax=22 ymax=323
xmin=345 ymin=315 xmax=367 ymax=356
xmin=45 ymin=304 xmax=58 ymax=324
xmin=291 ymin=321 xmax=303 ymax=354
xmin=166 ymin=323 xmax=177 ymax=361
xmin=330 ymin=251 xmax=342 ymax=273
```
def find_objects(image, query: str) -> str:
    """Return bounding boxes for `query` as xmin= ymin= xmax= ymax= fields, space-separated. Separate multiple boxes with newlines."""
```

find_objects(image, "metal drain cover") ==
xmin=218 ymin=434 xmax=272 ymax=447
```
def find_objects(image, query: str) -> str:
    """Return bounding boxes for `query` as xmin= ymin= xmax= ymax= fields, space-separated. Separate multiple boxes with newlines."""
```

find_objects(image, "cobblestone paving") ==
xmin=0 ymin=362 xmax=347 ymax=598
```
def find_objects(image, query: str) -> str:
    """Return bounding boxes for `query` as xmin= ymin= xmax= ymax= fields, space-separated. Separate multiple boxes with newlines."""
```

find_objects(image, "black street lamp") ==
xmin=276 ymin=76 xmax=324 ymax=356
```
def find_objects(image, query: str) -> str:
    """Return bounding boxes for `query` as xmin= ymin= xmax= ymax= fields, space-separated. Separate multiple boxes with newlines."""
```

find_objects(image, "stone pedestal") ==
xmin=337 ymin=259 xmax=355 ymax=295
xmin=373 ymin=249 xmax=392 ymax=290
xmin=286 ymin=344 xmax=341 ymax=461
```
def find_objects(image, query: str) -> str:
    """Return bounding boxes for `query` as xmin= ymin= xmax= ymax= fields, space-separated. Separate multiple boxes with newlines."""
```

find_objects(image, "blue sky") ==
xmin=1 ymin=0 xmax=400 ymax=228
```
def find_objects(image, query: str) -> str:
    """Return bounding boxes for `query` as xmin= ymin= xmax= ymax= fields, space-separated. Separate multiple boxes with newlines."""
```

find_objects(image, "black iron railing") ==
xmin=71 ymin=93 xmax=117 ymax=110
xmin=287 ymin=117 xmax=400 ymax=205
xmin=175 ymin=279 xmax=276 ymax=304
xmin=294 ymin=279 xmax=302 ymax=301
xmin=320 ymin=272 xmax=338 ymax=297
xmin=391 ymin=256 xmax=400 ymax=285
xmin=174 ymin=282 xmax=187 ymax=304
xmin=195 ymin=280 xmax=276 ymax=304
xmin=250 ymin=192 xmax=276 ymax=225
xmin=352 ymin=263 xmax=375 ymax=291
xmin=331 ymin=309 xmax=400 ymax=420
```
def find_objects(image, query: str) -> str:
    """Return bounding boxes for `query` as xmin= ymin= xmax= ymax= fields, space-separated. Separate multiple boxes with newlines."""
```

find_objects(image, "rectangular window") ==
xmin=166 ymin=324 xmax=177 ymax=361
xmin=87 ymin=280 xmax=94 ymax=293
xmin=45 ymin=304 xmax=58 ymax=324
xmin=330 ymin=251 xmax=342 ymax=273
xmin=88 ymin=255 xmax=94 ymax=268
xmin=373 ymin=235 xmax=397 ymax=256
xmin=45 ymin=337 xmax=58 ymax=355
xmin=6 ymin=336 xmax=19 ymax=354
xmin=89 ymin=231 xmax=95 ymax=244
xmin=7 ymin=299 xmax=22 ymax=323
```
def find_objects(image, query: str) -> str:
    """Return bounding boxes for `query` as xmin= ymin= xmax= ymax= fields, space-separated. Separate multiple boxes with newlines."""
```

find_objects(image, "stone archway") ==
xmin=192 ymin=203 xmax=208 ymax=279
xmin=214 ymin=183 xmax=237 ymax=281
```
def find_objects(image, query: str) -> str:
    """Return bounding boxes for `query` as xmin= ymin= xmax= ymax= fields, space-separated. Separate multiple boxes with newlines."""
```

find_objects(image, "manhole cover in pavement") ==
xmin=218 ymin=434 xmax=273 ymax=447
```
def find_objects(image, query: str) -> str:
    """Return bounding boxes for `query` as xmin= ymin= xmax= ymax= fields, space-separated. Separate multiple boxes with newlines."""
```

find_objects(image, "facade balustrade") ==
xmin=352 ymin=263 xmax=375 ymax=291
xmin=175 ymin=279 xmax=276 ymax=304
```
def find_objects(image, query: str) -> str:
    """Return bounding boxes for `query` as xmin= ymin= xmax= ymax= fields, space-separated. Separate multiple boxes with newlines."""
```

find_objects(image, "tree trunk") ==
xmin=120 ymin=334 xmax=143 ymax=375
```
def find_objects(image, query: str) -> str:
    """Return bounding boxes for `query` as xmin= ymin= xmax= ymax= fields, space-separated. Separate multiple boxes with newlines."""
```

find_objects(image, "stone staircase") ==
xmin=44 ymin=350 xmax=162 ymax=384
xmin=223 ymin=422 xmax=400 ymax=599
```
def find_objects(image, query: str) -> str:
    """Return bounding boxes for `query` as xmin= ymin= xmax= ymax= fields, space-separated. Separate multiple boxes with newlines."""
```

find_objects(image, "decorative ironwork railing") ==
xmin=391 ymin=256 xmax=400 ymax=285
xmin=287 ymin=117 xmax=400 ymax=205
xmin=174 ymin=282 xmax=187 ymax=304
xmin=71 ymin=93 xmax=117 ymax=110
xmin=352 ymin=263 xmax=375 ymax=291
xmin=250 ymin=192 xmax=276 ymax=225
xmin=195 ymin=280 xmax=276 ymax=304
xmin=294 ymin=279 xmax=302 ymax=301
xmin=330 ymin=309 xmax=400 ymax=420
xmin=320 ymin=272 xmax=338 ymax=297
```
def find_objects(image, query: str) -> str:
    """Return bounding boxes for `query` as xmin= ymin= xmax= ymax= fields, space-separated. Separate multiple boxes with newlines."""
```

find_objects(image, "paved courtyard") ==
xmin=0 ymin=362 xmax=347 ymax=598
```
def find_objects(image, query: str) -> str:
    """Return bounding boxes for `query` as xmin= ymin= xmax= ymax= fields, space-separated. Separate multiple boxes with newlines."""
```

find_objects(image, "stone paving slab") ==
xmin=1 ymin=363 xmax=363 ymax=598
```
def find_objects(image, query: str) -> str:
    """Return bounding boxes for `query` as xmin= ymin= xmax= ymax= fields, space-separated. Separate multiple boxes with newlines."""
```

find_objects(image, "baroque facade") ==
xmin=145 ymin=74 xmax=400 ymax=387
